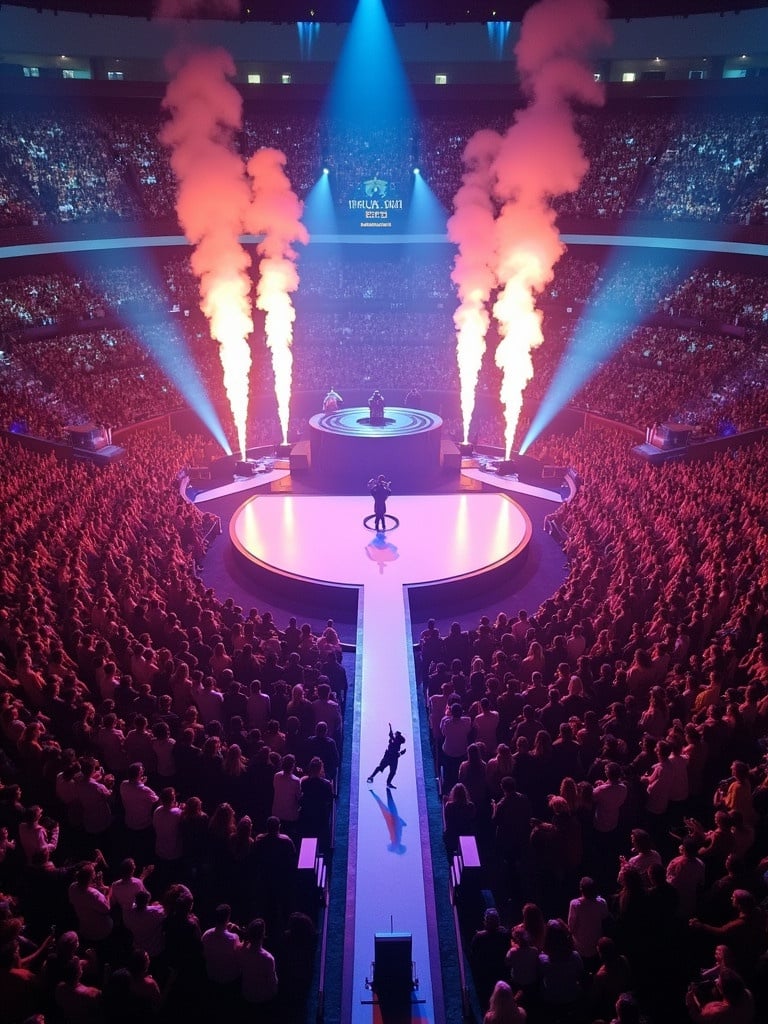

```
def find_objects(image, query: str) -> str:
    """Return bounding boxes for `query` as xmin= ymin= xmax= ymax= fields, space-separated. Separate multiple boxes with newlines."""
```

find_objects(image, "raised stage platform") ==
xmin=229 ymin=491 xmax=532 ymax=607
xmin=307 ymin=407 xmax=448 ymax=491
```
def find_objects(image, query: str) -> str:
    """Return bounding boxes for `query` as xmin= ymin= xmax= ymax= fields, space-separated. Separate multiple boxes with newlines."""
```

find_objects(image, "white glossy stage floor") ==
xmin=228 ymin=492 xmax=531 ymax=1021
xmin=230 ymin=492 xmax=530 ymax=587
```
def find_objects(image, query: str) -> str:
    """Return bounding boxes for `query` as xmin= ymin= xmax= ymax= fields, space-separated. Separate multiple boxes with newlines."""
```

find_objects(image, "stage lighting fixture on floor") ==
xmin=276 ymin=442 xmax=293 ymax=458
xmin=458 ymin=441 xmax=473 ymax=456
xmin=234 ymin=460 xmax=257 ymax=477
xmin=365 ymin=932 xmax=418 ymax=1013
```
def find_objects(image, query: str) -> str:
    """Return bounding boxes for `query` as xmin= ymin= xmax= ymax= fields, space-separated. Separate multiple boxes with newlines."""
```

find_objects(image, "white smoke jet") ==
xmin=244 ymin=148 xmax=309 ymax=446
xmin=159 ymin=46 xmax=254 ymax=460
xmin=447 ymin=129 xmax=502 ymax=443
xmin=491 ymin=0 xmax=611 ymax=456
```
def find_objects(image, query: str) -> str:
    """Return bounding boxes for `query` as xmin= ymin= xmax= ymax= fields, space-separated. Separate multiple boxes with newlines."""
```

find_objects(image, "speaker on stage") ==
xmin=290 ymin=441 xmax=310 ymax=472
xmin=188 ymin=467 xmax=211 ymax=484
xmin=373 ymin=933 xmax=412 ymax=1009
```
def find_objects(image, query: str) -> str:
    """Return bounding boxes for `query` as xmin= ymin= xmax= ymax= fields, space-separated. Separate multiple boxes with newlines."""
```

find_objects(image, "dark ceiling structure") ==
xmin=5 ymin=1 xmax=765 ymax=24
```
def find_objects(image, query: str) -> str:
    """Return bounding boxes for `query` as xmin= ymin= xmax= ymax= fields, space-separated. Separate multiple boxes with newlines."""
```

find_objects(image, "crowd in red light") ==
xmin=0 ymin=429 xmax=342 ymax=1021
xmin=425 ymin=427 xmax=768 ymax=1021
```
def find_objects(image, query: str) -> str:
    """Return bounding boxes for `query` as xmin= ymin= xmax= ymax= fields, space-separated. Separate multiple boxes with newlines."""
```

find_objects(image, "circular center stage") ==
xmin=230 ymin=492 xmax=532 ymax=605
xmin=308 ymin=407 xmax=444 ymax=491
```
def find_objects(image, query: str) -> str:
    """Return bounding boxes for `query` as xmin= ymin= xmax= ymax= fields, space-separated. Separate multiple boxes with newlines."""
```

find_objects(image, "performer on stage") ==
xmin=404 ymin=385 xmax=422 ymax=408
xmin=368 ymin=389 xmax=385 ymax=425
xmin=366 ymin=723 xmax=406 ymax=788
xmin=323 ymin=386 xmax=342 ymax=412
xmin=368 ymin=474 xmax=391 ymax=532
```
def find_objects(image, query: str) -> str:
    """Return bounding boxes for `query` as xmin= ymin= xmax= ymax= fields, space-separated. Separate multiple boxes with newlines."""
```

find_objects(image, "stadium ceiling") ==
xmin=5 ymin=1 xmax=766 ymax=24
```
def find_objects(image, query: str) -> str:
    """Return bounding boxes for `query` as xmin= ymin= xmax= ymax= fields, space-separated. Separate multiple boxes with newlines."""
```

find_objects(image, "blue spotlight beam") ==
xmin=407 ymin=170 xmax=449 ymax=235
xmin=302 ymin=171 xmax=338 ymax=236
xmin=62 ymin=250 xmax=231 ymax=455
xmin=129 ymin=318 xmax=232 ymax=456
xmin=322 ymin=0 xmax=416 ymax=234
xmin=297 ymin=20 xmax=320 ymax=60
xmin=487 ymin=20 xmax=512 ymax=60
xmin=324 ymin=0 xmax=414 ymax=130
xmin=521 ymin=244 xmax=704 ymax=454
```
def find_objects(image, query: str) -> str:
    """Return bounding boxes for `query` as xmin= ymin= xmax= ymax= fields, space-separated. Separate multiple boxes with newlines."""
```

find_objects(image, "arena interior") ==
xmin=1 ymin=1 xmax=768 ymax=1023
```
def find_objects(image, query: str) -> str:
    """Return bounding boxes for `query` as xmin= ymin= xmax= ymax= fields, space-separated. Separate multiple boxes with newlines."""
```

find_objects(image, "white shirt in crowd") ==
xmin=202 ymin=926 xmax=242 ymax=984
xmin=120 ymin=778 xmax=158 ymax=830
xmin=124 ymin=901 xmax=166 ymax=957
xmin=110 ymin=875 xmax=147 ymax=915
xmin=567 ymin=894 xmax=610 ymax=958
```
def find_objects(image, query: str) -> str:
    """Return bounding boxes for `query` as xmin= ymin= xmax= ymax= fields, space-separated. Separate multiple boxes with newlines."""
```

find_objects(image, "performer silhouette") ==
xmin=322 ymin=386 xmax=342 ymax=412
xmin=367 ymin=724 xmax=406 ymax=788
xmin=368 ymin=474 xmax=391 ymax=532
xmin=368 ymin=389 xmax=385 ymax=425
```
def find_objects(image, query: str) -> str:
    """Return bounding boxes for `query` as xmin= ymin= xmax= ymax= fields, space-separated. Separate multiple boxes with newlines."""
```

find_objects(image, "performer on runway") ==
xmin=367 ymin=724 xmax=406 ymax=788
xmin=368 ymin=389 xmax=385 ymax=425
xmin=368 ymin=474 xmax=391 ymax=532
xmin=323 ymin=386 xmax=342 ymax=412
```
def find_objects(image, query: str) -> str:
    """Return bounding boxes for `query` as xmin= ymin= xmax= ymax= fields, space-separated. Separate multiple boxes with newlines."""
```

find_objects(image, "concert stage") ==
xmin=229 ymin=489 xmax=531 ymax=1020
xmin=307 ymin=407 xmax=447 ymax=491
xmin=229 ymin=491 xmax=532 ymax=608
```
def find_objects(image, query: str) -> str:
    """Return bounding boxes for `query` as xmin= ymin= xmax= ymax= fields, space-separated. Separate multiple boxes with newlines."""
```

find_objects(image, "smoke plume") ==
xmin=451 ymin=0 xmax=611 ymax=456
xmin=244 ymin=148 xmax=309 ymax=445
xmin=160 ymin=46 xmax=254 ymax=459
xmin=447 ymin=129 xmax=502 ymax=443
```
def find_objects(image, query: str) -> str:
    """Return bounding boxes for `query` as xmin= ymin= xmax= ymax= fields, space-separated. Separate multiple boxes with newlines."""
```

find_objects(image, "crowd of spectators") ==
xmin=1 ymin=98 xmax=768 ymax=231
xmin=420 ymin=427 xmax=768 ymax=1023
xmin=296 ymin=249 xmax=451 ymax=307
xmin=292 ymin=310 xmax=459 ymax=393
xmin=1 ymin=325 xmax=768 ymax=1023
xmin=3 ymin=78 xmax=768 ymax=1024
xmin=2 ymin=244 xmax=768 ymax=453
xmin=0 ymin=326 xmax=194 ymax=438
xmin=0 ymin=110 xmax=142 ymax=225
xmin=631 ymin=111 xmax=768 ymax=223
xmin=4 ymin=250 xmax=765 ymax=339
xmin=0 ymin=427 xmax=350 ymax=1022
